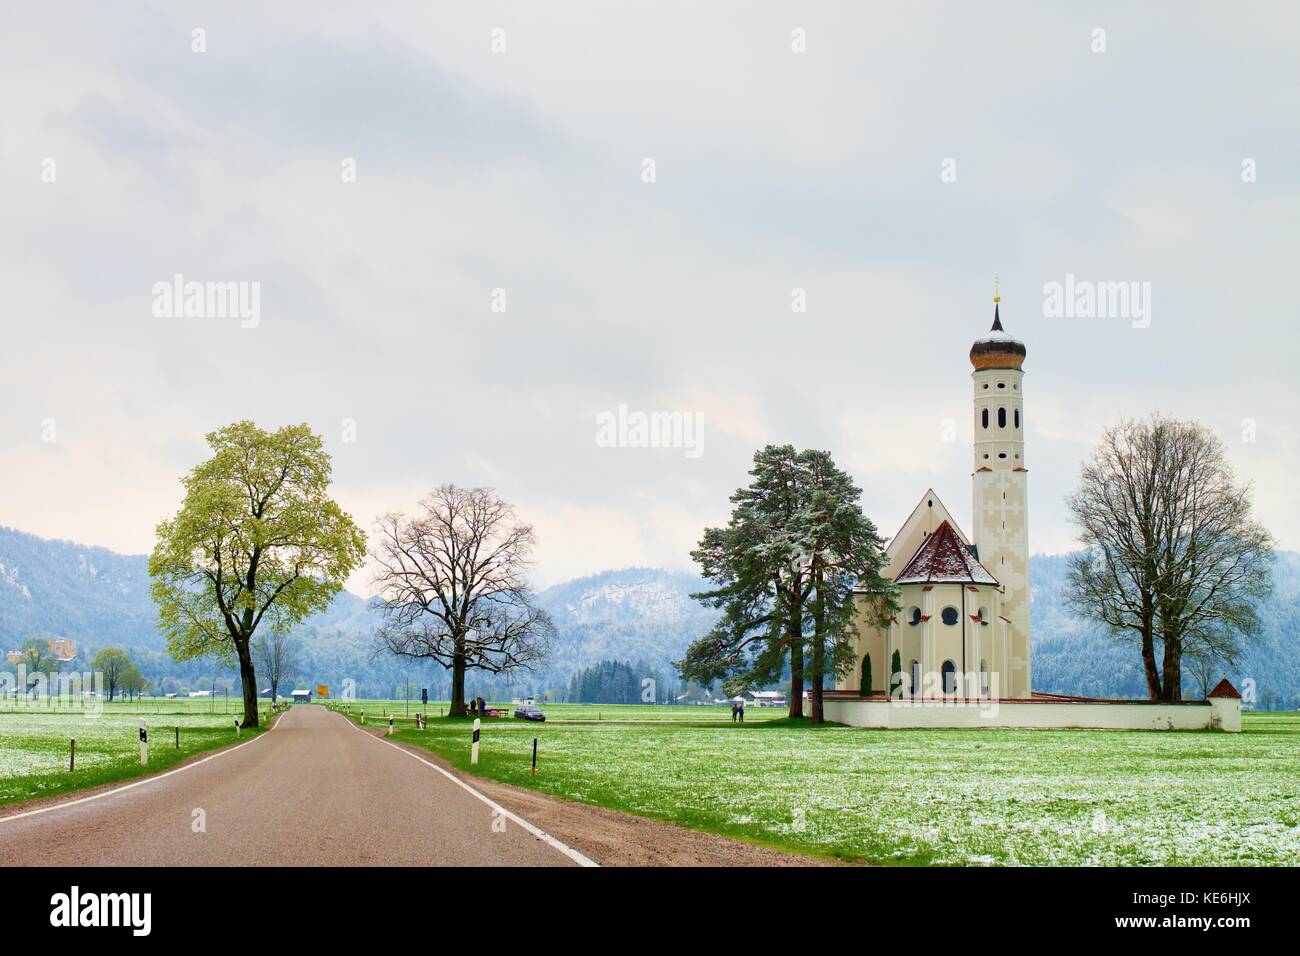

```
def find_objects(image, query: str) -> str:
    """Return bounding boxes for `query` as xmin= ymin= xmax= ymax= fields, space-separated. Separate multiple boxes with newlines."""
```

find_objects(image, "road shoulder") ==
xmin=348 ymin=720 xmax=834 ymax=867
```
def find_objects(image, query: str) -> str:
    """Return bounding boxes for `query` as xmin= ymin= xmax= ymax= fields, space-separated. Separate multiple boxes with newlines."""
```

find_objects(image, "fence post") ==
xmin=471 ymin=718 xmax=481 ymax=765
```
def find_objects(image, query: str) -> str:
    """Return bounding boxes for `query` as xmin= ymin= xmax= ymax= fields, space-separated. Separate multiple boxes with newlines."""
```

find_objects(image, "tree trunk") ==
xmin=1160 ymin=636 xmax=1182 ymax=702
xmin=271 ymin=679 xmax=279 ymax=704
xmin=448 ymin=648 xmax=468 ymax=717
xmin=236 ymin=640 xmax=259 ymax=728
xmin=1139 ymin=607 xmax=1162 ymax=701
xmin=809 ymin=568 xmax=825 ymax=724
xmin=787 ymin=585 xmax=804 ymax=719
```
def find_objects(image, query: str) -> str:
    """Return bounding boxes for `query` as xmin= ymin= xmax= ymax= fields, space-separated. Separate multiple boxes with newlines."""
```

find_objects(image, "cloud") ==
xmin=1 ymin=2 xmax=1297 ymax=590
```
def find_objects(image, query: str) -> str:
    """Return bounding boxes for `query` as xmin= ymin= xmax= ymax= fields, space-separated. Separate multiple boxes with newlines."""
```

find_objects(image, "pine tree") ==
xmin=678 ymin=445 xmax=894 ymax=722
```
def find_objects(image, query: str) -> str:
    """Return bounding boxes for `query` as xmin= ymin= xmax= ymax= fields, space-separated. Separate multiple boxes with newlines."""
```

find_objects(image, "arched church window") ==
xmin=981 ymin=409 xmax=988 ymax=429
xmin=941 ymin=660 xmax=957 ymax=694
xmin=907 ymin=606 xmax=922 ymax=626
xmin=980 ymin=660 xmax=990 ymax=696
xmin=909 ymin=660 xmax=920 ymax=698
xmin=941 ymin=606 xmax=959 ymax=626
xmin=998 ymin=407 xmax=1007 ymax=428
xmin=1014 ymin=409 xmax=1020 ymax=429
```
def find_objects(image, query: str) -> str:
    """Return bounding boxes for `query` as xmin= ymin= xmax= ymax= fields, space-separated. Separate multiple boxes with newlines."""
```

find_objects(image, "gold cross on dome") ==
xmin=993 ymin=275 xmax=1001 ymax=303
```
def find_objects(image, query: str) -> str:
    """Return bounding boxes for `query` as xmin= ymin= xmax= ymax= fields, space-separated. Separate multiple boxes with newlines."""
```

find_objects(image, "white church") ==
xmin=824 ymin=297 xmax=1242 ymax=731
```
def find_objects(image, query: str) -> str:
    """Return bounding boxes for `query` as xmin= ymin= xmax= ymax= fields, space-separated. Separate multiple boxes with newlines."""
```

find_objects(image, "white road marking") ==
xmin=337 ymin=710 xmax=599 ymax=868
xmin=0 ymin=710 xmax=283 ymax=825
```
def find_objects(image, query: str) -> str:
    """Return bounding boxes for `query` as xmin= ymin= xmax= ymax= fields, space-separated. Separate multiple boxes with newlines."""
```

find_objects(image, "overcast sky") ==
xmin=2 ymin=2 xmax=1297 ymax=592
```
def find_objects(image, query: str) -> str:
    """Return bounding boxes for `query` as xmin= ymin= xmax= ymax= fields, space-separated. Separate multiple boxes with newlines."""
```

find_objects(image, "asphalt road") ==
xmin=0 ymin=706 xmax=589 ymax=866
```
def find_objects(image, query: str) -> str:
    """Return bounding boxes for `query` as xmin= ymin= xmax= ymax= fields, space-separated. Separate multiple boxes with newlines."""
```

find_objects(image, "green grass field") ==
xmin=364 ymin=706 xmax=1300 ymax=866
xmin=0 ymin=700 xmax=273 ymax=808
xmin=335 ymin=698 xmax=787 ymax=722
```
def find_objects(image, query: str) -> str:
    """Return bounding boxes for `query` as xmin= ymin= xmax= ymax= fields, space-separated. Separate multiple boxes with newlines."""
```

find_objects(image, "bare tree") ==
xmin=1065 ymin=415 xmax=1273 ymax=701
xmin=251 ymin=630 xmax=300 ymax=703
xmin=371 ymin=485 xmax=552 ymax=717
xmin=1183 ymin=641 xmax=1227 ymax=699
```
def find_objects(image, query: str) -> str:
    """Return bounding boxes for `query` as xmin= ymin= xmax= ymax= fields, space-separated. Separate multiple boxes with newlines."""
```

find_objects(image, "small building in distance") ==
xmin=6 ymin=638 xmax=77 ymax=665
xmin=290 ymin=689 xmax=312 ymax=703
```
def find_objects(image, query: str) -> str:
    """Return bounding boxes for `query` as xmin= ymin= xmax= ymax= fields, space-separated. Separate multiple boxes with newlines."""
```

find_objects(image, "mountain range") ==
xmin=1 ymin=525 xmax=1296 ymax=708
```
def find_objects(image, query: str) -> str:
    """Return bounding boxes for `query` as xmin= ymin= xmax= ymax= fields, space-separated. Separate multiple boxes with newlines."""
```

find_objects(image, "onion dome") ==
xmin=970 ymin=296 xmax=1026 ymax=371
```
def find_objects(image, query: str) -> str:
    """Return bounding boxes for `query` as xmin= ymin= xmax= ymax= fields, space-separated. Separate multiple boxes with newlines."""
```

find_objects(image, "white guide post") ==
xmin=471 ymin=718 xmax=481 ymax=765
xmin=387 ymin=716 xmax=394 ymax=736
xmin=139 ymin=718 xmax=148 ymax=766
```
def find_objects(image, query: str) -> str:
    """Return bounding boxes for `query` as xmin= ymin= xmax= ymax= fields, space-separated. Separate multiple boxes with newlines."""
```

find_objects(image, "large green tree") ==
xmin=798 ymin=449 xmax=894 ymax=722
xmin=149 ymin=422 xmax=366 ymax=727
xmin=90 ymin=647 xmax=135 ymax=702
xmin=679 ymin=445 xmax=894 ymax=723
xmin=681 ymin=445 xmax=807 ymax=716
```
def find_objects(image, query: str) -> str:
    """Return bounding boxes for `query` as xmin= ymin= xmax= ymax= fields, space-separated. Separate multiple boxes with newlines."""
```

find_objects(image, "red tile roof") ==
xmin=895 ymin=520 xmax=999 ymax=585
xmin=1207 ymin=678 xmax=1241 ymax=699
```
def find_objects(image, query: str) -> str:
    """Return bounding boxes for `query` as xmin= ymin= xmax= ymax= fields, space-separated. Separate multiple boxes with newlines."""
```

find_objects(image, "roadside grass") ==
xmin=366 ymin=708 xmax=1300 ymax=866
xmin=0 ymin=696 xmax=254 ymax=718
xmin=0 ymin=707 xmax=272 ymax=808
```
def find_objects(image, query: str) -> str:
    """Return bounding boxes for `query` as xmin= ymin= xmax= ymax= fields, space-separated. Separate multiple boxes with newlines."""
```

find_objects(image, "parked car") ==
xmin=514 ymin=705 xmax=546 ymax=722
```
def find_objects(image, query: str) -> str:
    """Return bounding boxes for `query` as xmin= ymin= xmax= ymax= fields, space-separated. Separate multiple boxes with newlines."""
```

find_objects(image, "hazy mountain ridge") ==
xmin=1 ymin=526 xmax=1296 ymax=706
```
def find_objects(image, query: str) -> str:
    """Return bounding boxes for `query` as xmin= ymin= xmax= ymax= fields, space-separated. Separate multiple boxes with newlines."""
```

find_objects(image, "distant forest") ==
xmin=2 ymin=527 xmax=1298 ymax=709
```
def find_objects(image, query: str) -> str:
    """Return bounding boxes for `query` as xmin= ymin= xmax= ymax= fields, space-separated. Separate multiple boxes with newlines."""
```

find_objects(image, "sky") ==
xmin=2 ymin=2 xmax=1297 ymax=592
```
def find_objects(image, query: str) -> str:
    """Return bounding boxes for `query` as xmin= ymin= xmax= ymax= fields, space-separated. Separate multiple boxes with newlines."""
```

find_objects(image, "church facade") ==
xmin=826 ymin=297 xmax=1242 ymax=730
xmin=840 ymin=297 xmax=1032 ymax=700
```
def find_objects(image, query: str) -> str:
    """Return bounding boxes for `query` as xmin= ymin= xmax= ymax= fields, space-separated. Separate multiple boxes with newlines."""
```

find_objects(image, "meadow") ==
xmin=336 ymin=698 xmax=788 ymax=722
xmin=364 ymin=705 xmax=1300 ymax=866
xmin=0 ymin=698 xmax=272 ymax=807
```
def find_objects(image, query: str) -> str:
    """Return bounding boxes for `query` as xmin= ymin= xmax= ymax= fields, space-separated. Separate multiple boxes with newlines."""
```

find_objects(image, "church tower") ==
xmin=970 ymin=294 xmax=1031 ymax=697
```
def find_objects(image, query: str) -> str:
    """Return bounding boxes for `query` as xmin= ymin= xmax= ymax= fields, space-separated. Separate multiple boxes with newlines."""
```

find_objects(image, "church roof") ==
xmin=895 ymin=520 xmax=999 ymax=585
xmin=1207 ymin=678 xmax=1241 ymax=699
xmin=970 ymin=300 xmax=1026 ymax=370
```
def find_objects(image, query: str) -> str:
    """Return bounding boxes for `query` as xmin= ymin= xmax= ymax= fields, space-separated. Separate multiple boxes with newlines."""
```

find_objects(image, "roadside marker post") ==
xmin=234 ymin=718 xmax=240 ymax=738
xmin=69 ymin=738 xmax=75 ymax=772
xmin=387 ymin=716 xmax=394 ymax=736
xmin=175 ymin=726 xmax=179 ymax=749
xmin=471 ymin=718 xmax=481 ymax=765
xmin=139 ymin=719 xmax=148 ymax=766
xmin=532 ymin=737 xmax=537 ymax=776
